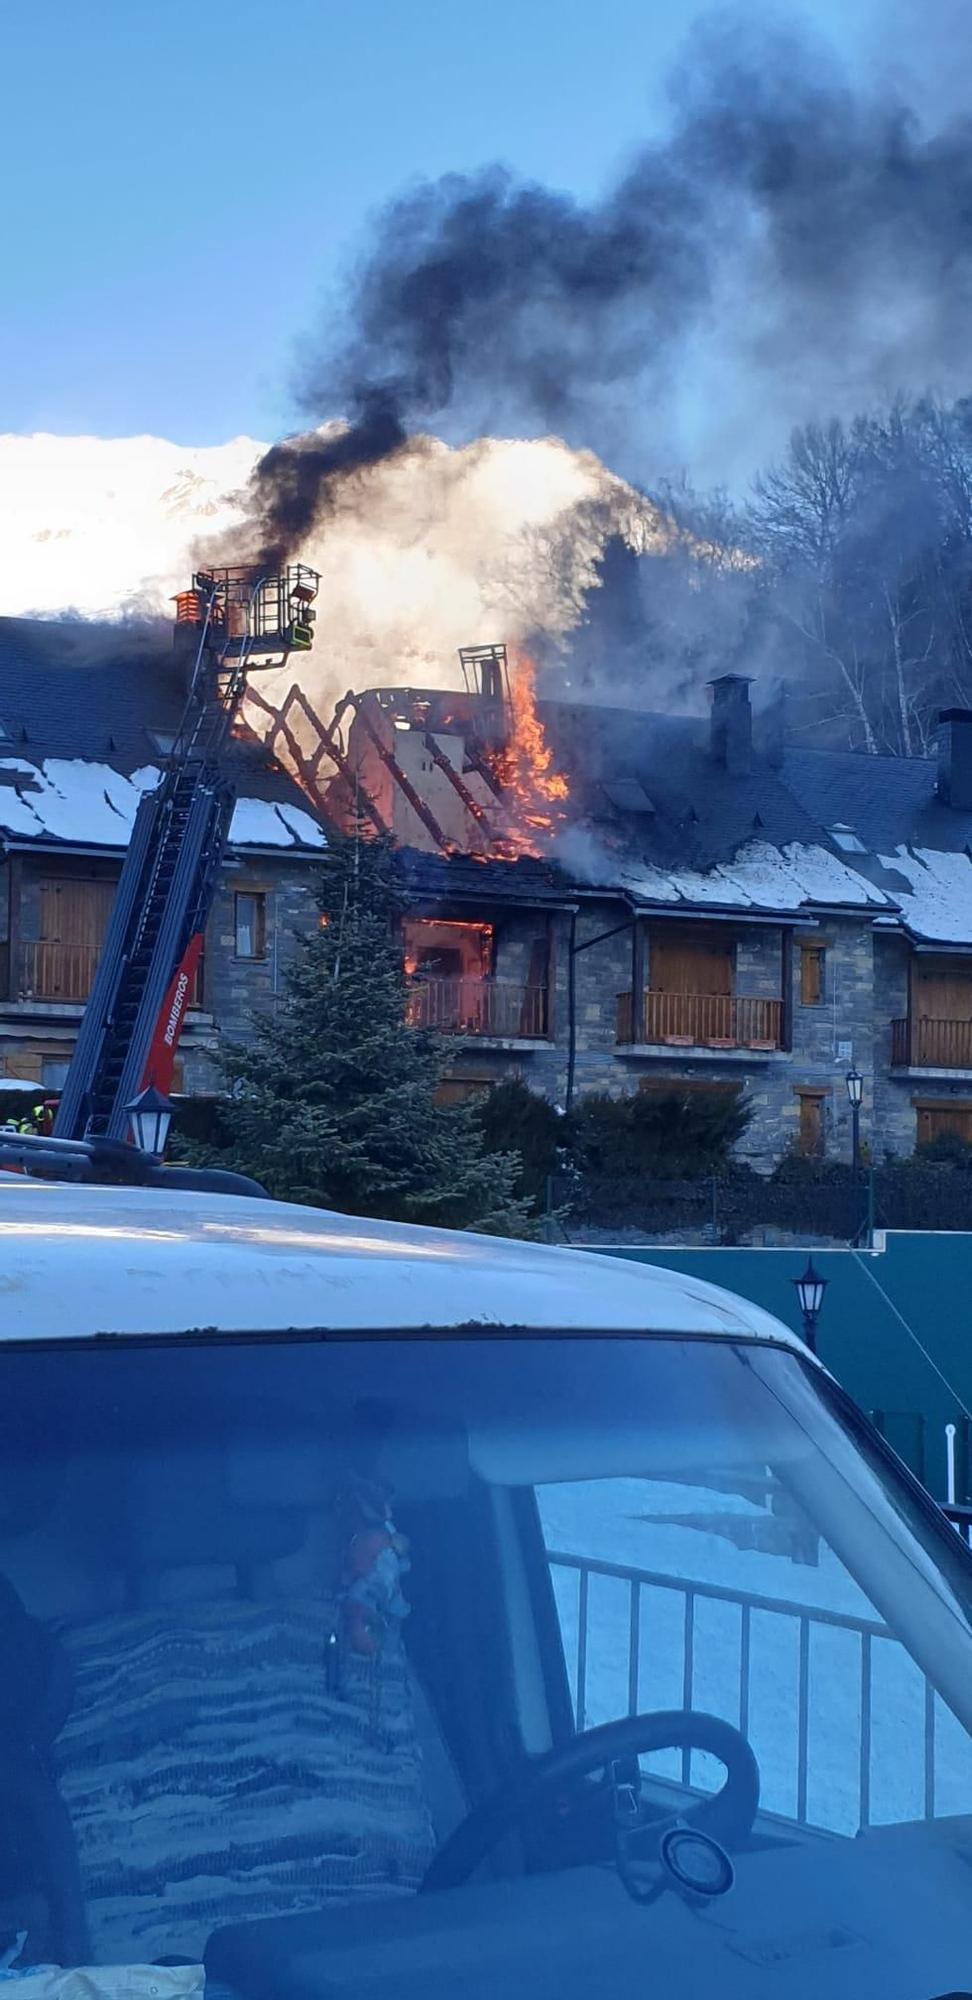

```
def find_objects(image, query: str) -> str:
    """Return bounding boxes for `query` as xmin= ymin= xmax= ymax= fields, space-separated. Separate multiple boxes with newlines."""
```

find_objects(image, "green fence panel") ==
xmin=593 ymin=1235 xmax=972 ymax=1499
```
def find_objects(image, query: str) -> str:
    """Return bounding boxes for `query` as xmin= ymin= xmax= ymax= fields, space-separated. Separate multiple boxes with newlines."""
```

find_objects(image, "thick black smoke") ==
xmin=248 ymin=12 xmax=972 ymax=560
xmin=245 ymin=389 xmax=407 ymax=570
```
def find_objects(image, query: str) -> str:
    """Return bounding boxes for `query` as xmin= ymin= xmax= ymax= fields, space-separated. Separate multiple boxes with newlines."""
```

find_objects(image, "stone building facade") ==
xmin=0 ymin=618 xmax=327 ymax=1103
xmin=392 ymin=685 xmax=972 ymax=1170
xmin=8 ymin=614 xmax=972 ymax=1170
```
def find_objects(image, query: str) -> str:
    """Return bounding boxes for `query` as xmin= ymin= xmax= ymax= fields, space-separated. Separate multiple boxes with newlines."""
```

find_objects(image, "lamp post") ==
xmin=793 ymin=1258 xmax=828 ymax=1355
xmin=124 ymin=1087 xmax=174 ymax=1160
xmin=845 ymin=1066 xmax=863 ymax=1180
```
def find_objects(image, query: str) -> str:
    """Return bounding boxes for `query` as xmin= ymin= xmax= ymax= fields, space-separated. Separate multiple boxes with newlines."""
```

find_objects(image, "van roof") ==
xmin=0 ymin=1180 xmax=809 ymax=1352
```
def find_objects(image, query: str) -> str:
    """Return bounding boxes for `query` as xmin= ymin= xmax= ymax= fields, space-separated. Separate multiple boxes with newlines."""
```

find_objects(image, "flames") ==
xmin=486 ymin=649 xmax=568 ymax=858
xmin=241 ymin=640 xmax=569 ymax=864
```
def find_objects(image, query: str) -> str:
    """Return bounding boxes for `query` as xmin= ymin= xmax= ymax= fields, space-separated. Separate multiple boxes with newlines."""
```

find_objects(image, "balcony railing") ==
xmin=547 ymin=1546 xmax=953 ymax=1832
xmin=407 ymin=975 xmax=548 ymax=1039
xmin=15 ymin=941 xmax=103 ymax=1002
xmin=617 ymin=990 xmax=783 ymax=1050
xmin=3 ymin=942 xmax=204 ymax=1008
xmin=892 ymin=1017 xmax=972 ymax=1069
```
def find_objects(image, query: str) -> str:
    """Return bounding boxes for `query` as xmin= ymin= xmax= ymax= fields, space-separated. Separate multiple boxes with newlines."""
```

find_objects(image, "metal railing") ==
xmin=407 ymin=976 xmax=548 ymax=1039
xmin=892 ymin=1016 xmax=972 ymax=1069
xmin=616 ymin=991 xmax=783 ymax=1050
xmin=944 ymin=1503 xmax=972 ymax=1547
xmin=548 ymin=1547 xmax=947 ymax=1831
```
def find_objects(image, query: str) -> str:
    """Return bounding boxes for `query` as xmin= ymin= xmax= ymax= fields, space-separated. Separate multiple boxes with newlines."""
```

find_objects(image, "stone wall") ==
xmin=179 ymin=862 xmax=320 ymax=1092
xmin=435 ymin=899 xmax=903 ymax=1172
xmin=872 ymin=934 xmax=916 ymax=1158
xmin=0 ymin=852 xmax=322 ymax=1098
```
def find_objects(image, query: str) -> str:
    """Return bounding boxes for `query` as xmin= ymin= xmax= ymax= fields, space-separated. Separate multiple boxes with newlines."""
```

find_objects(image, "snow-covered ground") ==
xmin=538 ymin=1478 xmax=972 ymax=1833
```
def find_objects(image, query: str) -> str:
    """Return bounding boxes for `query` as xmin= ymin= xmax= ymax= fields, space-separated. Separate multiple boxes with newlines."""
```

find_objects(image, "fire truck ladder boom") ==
xmin=54 ymin=567 xmax=319 ymax=1143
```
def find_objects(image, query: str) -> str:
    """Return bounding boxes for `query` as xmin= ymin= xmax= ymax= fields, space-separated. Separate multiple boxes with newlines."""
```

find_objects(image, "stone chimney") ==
xmin=937 ymin=709 xmax=972 ymax=810
xmin=708 ymin=674 xmax=753 ymax=777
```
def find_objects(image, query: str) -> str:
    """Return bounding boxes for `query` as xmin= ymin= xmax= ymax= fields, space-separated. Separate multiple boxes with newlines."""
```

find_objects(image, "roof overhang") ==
xmin=0 ymin=835 xmax=324 ymax=863
xmin=906 ymin=936 xmax=972 ymax=955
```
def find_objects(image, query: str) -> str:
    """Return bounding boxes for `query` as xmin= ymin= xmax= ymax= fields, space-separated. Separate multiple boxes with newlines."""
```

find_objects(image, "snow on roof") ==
xmin=229 ymin=796 xmax=327 ymax=848
xmin=878 ymin=845 xmax=972 ymax=945
xmin=274 ymin=801 xmax=328 ymax=847
xmin=0 ymin=758 xmax=326 ymax=853
xmin=32 ymin=758 xmax=138 ymax=845
xmin=620 ymin=840 xmax=889 ymax=915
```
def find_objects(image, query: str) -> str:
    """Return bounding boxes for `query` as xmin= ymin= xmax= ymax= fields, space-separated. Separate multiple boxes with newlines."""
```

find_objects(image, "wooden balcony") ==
xmin=2 ymin=942 xmax=204 ymax=1008
xmin=617 ymin=990 xmax=784 ymax=1050
xmin=15 ymin=941 xmax=103 ymax=1002
xmin=892 ymin=1017 xmax=972 ymax=1069
xmin=407 ymin=976 xmax=548 ymax=1039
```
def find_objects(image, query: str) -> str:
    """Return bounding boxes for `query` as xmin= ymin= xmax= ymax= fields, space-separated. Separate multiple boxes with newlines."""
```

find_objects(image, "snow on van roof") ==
xmin=0 ymin=1181 xmax=809 ymax=1352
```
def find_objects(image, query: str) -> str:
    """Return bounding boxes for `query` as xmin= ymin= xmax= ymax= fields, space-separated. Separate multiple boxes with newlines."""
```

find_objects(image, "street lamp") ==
xmin=845 ymin=1066 xmax=864 ymax=1179
xmin=793 ymin=1258 xmax=828 ymax=1354
xmin=125 ymin=1087 xmax=173 ymax=1159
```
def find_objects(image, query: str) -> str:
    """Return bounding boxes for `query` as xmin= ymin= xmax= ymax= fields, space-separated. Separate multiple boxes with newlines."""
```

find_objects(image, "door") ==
xmin=648 ymin=931 xmax=733 ymax=1042
xmin=913 ymin=960 xmax=972 ymax=1067
xmin=916 ymin=1102 xmax=972 ymax=1147
xmin=34 ymin=880 xmax=116 ymax=1000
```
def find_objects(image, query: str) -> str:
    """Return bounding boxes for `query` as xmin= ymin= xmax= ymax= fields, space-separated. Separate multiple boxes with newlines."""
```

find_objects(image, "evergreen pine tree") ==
xmin=190 ymin=829 xmax=530 ymax=1232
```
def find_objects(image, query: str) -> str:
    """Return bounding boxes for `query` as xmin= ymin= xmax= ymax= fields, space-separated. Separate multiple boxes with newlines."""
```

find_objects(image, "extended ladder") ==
xmin=55 ymin=568 xmax=319 ymax=1142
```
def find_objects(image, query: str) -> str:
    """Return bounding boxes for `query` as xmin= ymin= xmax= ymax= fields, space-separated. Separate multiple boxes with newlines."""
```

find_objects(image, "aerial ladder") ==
xmin=53 ymin=564 xmax=320 ymax=1144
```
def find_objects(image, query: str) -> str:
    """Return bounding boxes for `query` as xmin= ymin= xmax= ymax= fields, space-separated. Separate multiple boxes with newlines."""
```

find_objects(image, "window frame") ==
xmin=798 ymin=941 xmax=827 ymax=1008
xmin=234 ymin=889 xmax=268 ymax=962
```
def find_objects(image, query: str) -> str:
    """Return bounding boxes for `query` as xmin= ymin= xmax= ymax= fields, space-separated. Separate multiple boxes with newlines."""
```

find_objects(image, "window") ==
xmin=799 ymin=942 xmax=826 ymax=1006
xmin=234 ymin=891 xmax=267 ymax=960
xmin=795 ymin=1086 xmax=826 ymax=1156
xmin=829 ymin=823 xmax=866 ymax=854
xmin=434 ymin=1074 xmax=494 ymax=1106
xmin=5 ymin=1334 xmax=972 ymax=1979
xmin=915 ymin=1099 xmax=972 ymax=1147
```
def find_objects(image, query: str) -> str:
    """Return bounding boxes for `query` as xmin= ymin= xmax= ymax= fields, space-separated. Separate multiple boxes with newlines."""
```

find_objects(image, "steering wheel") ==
xmin=421 ymin=1710 xmax=760 ymax=1897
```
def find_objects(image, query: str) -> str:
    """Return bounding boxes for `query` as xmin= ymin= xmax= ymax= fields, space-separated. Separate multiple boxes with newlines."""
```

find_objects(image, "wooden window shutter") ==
xmin=915 ymin=962 xmax=972 ymax=1023
xmin=795 ymin=1087 xmax=826 ymax=1158
xmin=914 ymin=1099 xmax=972 ymax=1144
xmin=650 ymin=933 xmax=732 ymax=995
xmin=799 ymin=944 xmax=825 ymax=1006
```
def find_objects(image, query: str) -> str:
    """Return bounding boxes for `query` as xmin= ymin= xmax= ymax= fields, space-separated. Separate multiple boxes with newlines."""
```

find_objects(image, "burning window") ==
xmin=402 ymin=919 xmax=493 ymax=981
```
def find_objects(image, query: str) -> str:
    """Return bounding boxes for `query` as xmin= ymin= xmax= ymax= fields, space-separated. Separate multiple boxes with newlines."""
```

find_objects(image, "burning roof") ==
xmin=244 ymin=642 xmax=570 ymax=864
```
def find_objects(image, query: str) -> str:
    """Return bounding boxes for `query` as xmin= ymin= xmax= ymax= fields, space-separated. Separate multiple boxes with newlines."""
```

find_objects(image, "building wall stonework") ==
xmin=181 ymin=864 xmax=321 ymax=1091
xmin=438 ymin=901 xmax=923 ymax=1171
xmin=0 ymin=853 xmax=323 ymax=1098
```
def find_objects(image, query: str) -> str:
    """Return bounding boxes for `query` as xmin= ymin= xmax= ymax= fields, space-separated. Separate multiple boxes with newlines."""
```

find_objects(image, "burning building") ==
xmin=243 ymin=649 xmax=972 ymax=1168
xmin=12 ymin=586 xmax=972 ymax=1170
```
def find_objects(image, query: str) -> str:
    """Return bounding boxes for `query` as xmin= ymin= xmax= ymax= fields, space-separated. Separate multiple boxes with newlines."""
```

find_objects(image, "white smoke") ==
xmin=0 ymin=428 xmax=671 ymax=715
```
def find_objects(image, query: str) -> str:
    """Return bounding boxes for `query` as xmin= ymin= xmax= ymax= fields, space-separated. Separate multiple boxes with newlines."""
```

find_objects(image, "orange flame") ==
xmin=487 ymin=649 xmax=567 ymax=858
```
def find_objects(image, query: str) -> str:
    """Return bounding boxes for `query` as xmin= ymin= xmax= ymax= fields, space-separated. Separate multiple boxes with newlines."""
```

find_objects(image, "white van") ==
xmin=2 ymin=1178 xmax=971 ymax=1997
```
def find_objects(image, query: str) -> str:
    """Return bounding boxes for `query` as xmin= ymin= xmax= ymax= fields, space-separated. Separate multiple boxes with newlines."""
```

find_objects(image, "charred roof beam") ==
xmin=349 ymin=697 xmax=454 ymax=855
xmin=421 ymin=732 xmax=494 ymax=844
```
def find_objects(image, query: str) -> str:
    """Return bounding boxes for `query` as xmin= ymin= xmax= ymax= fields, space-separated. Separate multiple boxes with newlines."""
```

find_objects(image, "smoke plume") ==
xmin=241 ymin=11 xmax=972 ymax=559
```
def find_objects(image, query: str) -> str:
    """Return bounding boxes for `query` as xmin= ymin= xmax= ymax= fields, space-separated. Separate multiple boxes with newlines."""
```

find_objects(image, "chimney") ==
xmin=708 ymin=674 xmax=753 ymax=777
xmin=937 ymin=709 xmax=972 ymax=809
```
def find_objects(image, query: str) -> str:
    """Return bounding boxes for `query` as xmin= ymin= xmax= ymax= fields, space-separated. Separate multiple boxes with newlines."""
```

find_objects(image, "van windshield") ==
xmin=4 ymin=1332 xmax=972 ymax=1997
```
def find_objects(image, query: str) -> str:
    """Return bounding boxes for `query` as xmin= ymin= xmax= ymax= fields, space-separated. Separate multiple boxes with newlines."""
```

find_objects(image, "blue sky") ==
xmin=0 ymin=0 xmax=927 ymax=447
